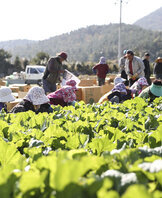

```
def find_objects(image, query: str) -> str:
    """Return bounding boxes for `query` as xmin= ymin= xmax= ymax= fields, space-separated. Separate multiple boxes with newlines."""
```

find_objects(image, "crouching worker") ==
xmin=0 ymin=87 xmax=15 ymax=112
xmin=138 ymin=79 xmax=162 ymax=102
xmin=130 ymin=77 xmax=149 ymax=96
xmin=47 ymin=80 xmax=77 ymax=107
xmin=98 ymin=76 xmax=136 ymax=104
xmin=10 ymin=86 xmax=52 ymax=113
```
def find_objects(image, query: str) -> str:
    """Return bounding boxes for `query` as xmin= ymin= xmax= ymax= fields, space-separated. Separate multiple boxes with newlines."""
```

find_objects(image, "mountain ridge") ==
xmin=0 ymin=8 xmax=162 ymax=62
xmin=134 ymin=7 xmax=162 ymax=31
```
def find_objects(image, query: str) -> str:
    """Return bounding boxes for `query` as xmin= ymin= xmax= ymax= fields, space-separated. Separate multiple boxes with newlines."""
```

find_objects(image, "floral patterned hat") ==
xmin=66 ymin=80 xmax=77 ymax=87
xmin=0 ymin=87 xmax=15 ymax=103
xmin=25 ymin=86 xmax=49 ymax=105
xmin=137 ymin=77 xmax=148 ymax=86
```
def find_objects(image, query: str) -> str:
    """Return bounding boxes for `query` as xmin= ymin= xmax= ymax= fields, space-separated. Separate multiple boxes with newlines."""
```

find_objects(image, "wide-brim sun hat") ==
xmin=150 ymin=83 xmax=162 ymax=97
xmin=155 ymin=57 xmax=162 ymax=63
xmin=0 ymin=87 xmax=15 ymax=103
xmin=114 ymin=76 xmax=126 ymax=85
xmin=25 ymin=86 xmax=50 ymax=105
xmin=138 ymin=77 xmax=149 ymax=86
xmin=66 ymin=80 xmax=77 ymax=87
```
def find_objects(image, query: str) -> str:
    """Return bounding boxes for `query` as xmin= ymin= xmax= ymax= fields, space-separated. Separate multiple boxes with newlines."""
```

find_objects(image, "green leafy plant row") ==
xmin=0 ymin=97 xmax=161 ymax=198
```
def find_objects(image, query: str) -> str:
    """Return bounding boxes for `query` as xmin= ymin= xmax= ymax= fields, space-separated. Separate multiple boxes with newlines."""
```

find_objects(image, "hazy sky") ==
xmin=0 ymin=0 xmax=161 ymax=41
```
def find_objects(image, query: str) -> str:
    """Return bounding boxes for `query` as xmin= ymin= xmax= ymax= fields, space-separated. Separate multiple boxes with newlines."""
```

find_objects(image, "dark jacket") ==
xmin=143 ymin=59 xmax=151 ymax=77
xmin=92 ymin=64 xmax=109 ymax=78
xmin=43 ymin=57 xmax=62 ymax=84
xmin=154 ymin=62 xmax=162 ymax=80
xmin=10 ymin=100 xmax=52 ymax=114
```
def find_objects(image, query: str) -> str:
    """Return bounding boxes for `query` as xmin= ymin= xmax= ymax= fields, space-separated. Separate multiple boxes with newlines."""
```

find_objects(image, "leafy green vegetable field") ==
xmin=0 ymin=97 xmax=162 ymax=198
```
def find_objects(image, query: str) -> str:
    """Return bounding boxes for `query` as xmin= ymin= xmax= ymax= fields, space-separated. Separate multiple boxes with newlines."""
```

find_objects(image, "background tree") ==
xmin=22 ymin=58 xmax=29 ymax=69
xmin=31 ymin=52 xmax=49 ymax=65
xmin=0 ymin=49 xmax=13 ymax=76
xmin=14 ymin=56 xmax=22 ymax=72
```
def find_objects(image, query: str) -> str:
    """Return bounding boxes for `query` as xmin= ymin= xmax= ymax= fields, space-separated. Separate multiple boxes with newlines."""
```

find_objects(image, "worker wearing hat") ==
xmin=125 ymin=50 xmax=145 ymax=86
xmin=154 ymin=57 xmax=162 ymax=80
xmin=42 ymin=52 xmax=68 ymax=94
xmin=139 ymin=79 xmax=162 ymax=102
xmin=143 ymin=52 xmax=151 ymax=85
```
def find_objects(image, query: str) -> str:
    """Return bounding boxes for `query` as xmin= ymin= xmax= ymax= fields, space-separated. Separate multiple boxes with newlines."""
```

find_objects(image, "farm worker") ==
xmin=42 ymin=52 xmax=67 ymax=94
xmin=98 ymin=76 xmax=136 ymax=104
xmin=0 ymin=87 xmax=15 ymax=112
xmin=142 ymin=52 xmax=151 ymax=85
xmin=10 ymin=86 xmax=52 ymax=113
xmin=92 ymin=56 xmax=109 ymax=86
xmin=153 ymin=57 xmax=162 ymax=80
xmin=107 ymin=76 xmax=136 ymax=103
xmin=125 ymin=50 xmax=145 ymax=87
xmin=130 ymin=77 xmax=149 ymax=96
xmin=118 ymin=49 xmax=129 ymax=86
xmin=47 ymin=80 xmax=77 ymax=107
xmin=139 ymin=79 xmax=162 ymax=102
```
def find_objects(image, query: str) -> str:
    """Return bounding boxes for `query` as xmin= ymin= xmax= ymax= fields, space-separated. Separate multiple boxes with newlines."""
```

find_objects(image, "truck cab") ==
xmin=25 ymin=65 xmax=46 ymax=84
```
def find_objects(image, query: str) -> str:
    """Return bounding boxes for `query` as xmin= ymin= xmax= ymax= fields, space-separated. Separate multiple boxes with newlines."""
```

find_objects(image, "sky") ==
xmin=0 ymin=0 xmax=161 ymax=42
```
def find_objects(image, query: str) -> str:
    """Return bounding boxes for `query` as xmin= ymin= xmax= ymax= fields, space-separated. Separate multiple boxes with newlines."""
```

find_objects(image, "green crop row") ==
xmin=0 ymin=97 xmax=161 ymax=198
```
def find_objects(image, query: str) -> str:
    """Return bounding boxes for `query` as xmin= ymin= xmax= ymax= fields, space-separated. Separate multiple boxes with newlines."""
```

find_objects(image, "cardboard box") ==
xmin=81 ymin=86 xmax=101 ymax=104
xmin=79 ymin=79 xmax=96 ymax=86
xmin=109 ymin=74 xmax=116 ymax=79
xmin=18 ymin=92 xmax=27 ymax=98
xmin=76 ymin=87 xmax=82 ymax=101
xmin=10 ymin=84 xmax=31 ymax=92
xmin=100 ymin=83 xmax=114 ymax=95
xmin=105 ymin=77 xmax=111 ymax=84
xmin=18 ymin=84 xmax=31 ymax=92
xmin=7 ymin=98 xmax=22 ymax=111
xmin=93 ymin=79 xmax=97 ymax=85
xmin=10 ymin=87 xmax=19 ymax=93
xmin=0 ymin=79 xmax=6 ymax=86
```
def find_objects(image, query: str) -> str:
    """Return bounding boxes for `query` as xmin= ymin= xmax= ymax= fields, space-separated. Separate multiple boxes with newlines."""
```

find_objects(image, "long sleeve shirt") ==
xmin=119 ymin=56 xmax=126 ymax=73
xmin=92 ymin=64 xmax=109 ymax=78
xmin=125 ymin=56 xmax=145 ymax=79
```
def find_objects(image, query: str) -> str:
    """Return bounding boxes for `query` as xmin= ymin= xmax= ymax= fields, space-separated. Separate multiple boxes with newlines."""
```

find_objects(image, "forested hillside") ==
xmin=134 ymin=7 xmax=162 ymax=31
xmin=0 ymin=24 xmax=161 ymax=62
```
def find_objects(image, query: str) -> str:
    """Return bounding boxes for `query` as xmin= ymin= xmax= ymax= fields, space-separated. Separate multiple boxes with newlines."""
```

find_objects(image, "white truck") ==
xmin=6 ymin=65 xmax=46 ymax=85
xmin=25 ymin=65 xmax=46 ymax=84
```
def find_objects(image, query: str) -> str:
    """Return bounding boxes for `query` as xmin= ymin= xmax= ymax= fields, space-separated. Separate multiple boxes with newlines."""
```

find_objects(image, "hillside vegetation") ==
xmin=0 ymin=24 xmax=161 ymax=62
xmin=134 ymin=7 xmax=162 ymax=31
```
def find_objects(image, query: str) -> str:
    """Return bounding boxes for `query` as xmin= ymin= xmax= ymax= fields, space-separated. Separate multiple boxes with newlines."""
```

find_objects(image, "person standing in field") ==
xmin=92 ymin=56 xmax=109 ymax=86
xmin=119 ymin=49 xmax=129 ymax=86
xmin=153 ymin=57 xmax=162 ymax=80
xmin=125 ymin=50 xmax=145 ymax=86
xmin=42 ymin=52 xmax=67 ymax=94
xmin=143 ymin=52 xmax=151 ymax=85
